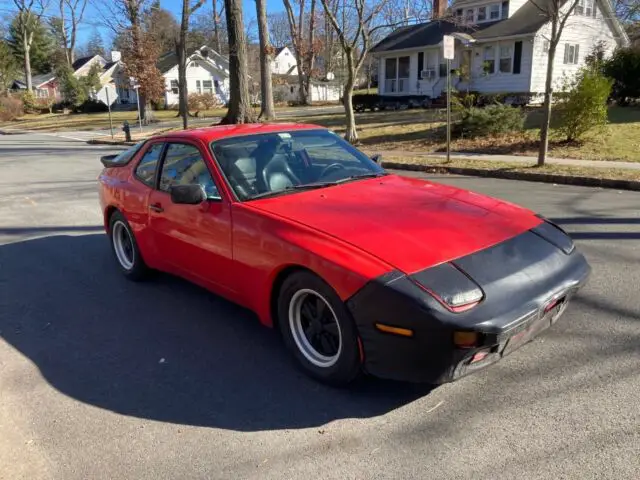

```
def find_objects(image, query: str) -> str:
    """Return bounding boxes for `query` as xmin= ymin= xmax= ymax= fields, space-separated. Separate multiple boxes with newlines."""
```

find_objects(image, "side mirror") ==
xmin=371 ymin=153 xmax=382 ymax=164
xmin=170 ymin=184 xmax=207 ymax=205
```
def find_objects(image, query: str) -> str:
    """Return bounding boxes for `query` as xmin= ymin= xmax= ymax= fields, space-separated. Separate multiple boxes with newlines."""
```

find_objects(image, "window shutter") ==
xmin=513 ymin=41 xmax=522 ymax=74
xmin=574 ymin=44 xmax=580 ymax=64
xmin=564 ymin=44 xmax=569 ymax=64
xmin=418 ymin=52 xmax=424 ymax=75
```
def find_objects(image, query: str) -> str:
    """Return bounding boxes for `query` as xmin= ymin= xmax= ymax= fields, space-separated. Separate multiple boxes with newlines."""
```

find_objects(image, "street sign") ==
xmin=96 ymin=84 xmax=118 ymax=106
xmin=443 ymin=35 xmax=455 ymax=60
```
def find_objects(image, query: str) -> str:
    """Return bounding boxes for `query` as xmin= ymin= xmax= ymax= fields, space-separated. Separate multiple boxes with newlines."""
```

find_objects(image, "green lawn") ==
xmin=4 ymin=101 xmax=640 ymax=163
xmin=300 ymin=105 xmax=640 ymax=163
xmin=0 ymin=109 xmax=227 ymax=132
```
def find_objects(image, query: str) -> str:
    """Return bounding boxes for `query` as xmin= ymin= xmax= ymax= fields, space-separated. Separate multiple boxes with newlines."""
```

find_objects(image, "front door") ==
xmin=147 ymin=141 xmax=235 ymax=294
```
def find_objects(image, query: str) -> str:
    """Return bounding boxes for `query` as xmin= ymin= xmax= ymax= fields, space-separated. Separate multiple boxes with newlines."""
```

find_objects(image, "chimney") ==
xmin=110 ymin=51 xmax=122 ymax=62
xmin=432 ymin=0 xmax=446 ymax=19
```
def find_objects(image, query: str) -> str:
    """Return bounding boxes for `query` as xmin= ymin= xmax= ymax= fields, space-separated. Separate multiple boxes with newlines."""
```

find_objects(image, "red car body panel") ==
xmin=249 ymin=174 xmax=542 ymax=274
xmin=98 ymin=124 xmax=542 ymax=328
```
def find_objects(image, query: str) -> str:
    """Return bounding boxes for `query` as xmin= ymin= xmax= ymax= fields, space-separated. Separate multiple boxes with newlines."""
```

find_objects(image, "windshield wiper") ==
xmin=328 ymin=172 xmax=387 ymax=185
xmin=247 ymin=173 xmax=386 ymax=200
xmin=248 ymin=183 xmax=331 ymax=200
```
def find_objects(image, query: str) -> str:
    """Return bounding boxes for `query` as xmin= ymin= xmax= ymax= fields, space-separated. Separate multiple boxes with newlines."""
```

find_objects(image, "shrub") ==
xmin=35 ymin=96 xmax=54 ymax=114
xmin=73 ymin=98 xmax=109 ymax=113
xmin=557 ymin=67 xmax=612 ymax=142
xmin=0 ymin=96 xmax=24 ymax=121
xmin=604 ymin=46 xmax=640 ymax=105
xmin=21 ymin=90 xmax=38 ymax=113
xmin=455 ymin=104 xmax=525 ymax=137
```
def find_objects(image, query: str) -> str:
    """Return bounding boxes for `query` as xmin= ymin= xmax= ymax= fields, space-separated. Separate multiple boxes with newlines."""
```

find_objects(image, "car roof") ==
xmin=156 ymin=122 xmax=326 ymax=143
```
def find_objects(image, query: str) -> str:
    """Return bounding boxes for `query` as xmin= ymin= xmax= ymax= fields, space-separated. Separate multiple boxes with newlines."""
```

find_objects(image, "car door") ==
xmin=126 ymin=141 xmax=166 ymax=266
xmin=147 ymin=140 xmax=235 ymax=295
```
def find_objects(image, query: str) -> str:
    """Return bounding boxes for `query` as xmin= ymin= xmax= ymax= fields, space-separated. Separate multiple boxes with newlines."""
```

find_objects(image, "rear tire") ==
xmin=108 ymin=210 xmax=150 ymax=281
xmin=278 ymin=271 xmax=361 ymax=386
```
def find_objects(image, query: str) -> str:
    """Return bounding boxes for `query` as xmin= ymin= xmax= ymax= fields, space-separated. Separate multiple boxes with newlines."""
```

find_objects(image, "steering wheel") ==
xmin=319 ymin=163 xmax=346 ymax=179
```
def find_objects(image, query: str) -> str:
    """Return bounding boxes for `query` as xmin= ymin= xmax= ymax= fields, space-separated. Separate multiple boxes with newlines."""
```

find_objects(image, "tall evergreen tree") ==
xmin=8 ymin=14 xmax=55 ymax=76
xmin=86 ymin=30 xmax=106 ymax=57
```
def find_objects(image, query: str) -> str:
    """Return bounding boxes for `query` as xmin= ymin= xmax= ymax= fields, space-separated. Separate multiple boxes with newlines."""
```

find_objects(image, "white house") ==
xmin=158 ymin=46 xmax=231 ymax=107
xmin=372 ymin=0 xmax=630 ymax=100
xmin=273 ymin=75 xmax=342 ymax=103
xmin=271 ymin=47 xmax=298 ymax=75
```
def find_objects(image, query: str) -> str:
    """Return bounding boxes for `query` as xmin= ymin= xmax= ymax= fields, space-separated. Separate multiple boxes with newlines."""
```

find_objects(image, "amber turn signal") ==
xmin=375 ymin=323 xmax=414 ymax=337
xmin=453 ymin=330 xmax=479 ymax=348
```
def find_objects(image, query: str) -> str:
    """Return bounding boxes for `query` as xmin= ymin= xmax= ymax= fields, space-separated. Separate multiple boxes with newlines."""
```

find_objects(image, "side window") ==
xmin=135 ymin=143 xmax=164 ymax=187
xmin=159 ymin=143 xmax=220 ymax=199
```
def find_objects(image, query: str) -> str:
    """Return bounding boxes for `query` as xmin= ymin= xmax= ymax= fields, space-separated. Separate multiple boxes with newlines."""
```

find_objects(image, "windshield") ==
xmin=210 ymin=129 xmax=385 ymax=200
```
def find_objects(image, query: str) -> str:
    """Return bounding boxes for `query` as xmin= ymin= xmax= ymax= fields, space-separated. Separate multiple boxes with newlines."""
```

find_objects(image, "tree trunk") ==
xmin=538 ymin=25 xmax=559 ymax=166
xmin=256 ymin=0 xmax=276 ymax=120
xmin=178 ymin=0 xmax=190 ymax=130
xmin=221 ymin=0 xmax=257 ymax=124
xmin=213 ymin=0 xmax=221 ymax=52
xmin=24 ymin=30 xmax=33 ymax=92
xmin=305 ymin=0 xmax=316 ymax=105
xmin=343 ymin=50 xmax=357 ymax=143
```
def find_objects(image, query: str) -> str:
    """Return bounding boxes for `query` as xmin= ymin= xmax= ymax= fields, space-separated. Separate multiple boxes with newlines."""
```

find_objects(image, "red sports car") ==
xmin=98 ymin=124 xmax=590 ymax=385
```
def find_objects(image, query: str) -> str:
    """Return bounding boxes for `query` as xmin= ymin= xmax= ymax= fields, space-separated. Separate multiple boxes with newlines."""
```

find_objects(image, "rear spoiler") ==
xmin=100 ymin=154 xmax=123 ymax=168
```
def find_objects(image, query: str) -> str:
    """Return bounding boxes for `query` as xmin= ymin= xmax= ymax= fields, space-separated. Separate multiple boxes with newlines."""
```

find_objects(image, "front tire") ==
xmin=108 ymin=210 xmax=150 ymax=281
xmin=278 ymin=271 xmax=361 ymax=386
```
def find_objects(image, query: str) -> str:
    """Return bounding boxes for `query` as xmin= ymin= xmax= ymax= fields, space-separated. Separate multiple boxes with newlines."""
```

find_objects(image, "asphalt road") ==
xmin=1 ymin=132 xmax=639 ymax=480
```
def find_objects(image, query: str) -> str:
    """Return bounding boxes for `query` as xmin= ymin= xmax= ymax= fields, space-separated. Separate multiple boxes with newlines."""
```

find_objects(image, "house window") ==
xmin=585 ymin=0 xmax=593 ymax=16
xmin=170 ymin=80 xmax=179 ymax=94
xmin=36 ymin=88 xmax=49 ymax=98
xmin=196 ymin=80 xmax=202 ymax=94
xmin=501 ymin=1 xmax=509 ymax=18
xmin=202 ymin=80 xmax=213 ymax=94
xmin=542 ymin=40 xmax=550 ymax=53
xmin=214 ymin=79 xmax=220 ymax=90
xmin=490 ymin=4 xmax=500 ymax=19
xmin=483 ymin=45 xmax=496 ymax=74
xmin=466 ymin=8 xmax=474 ymax=23
xmin=564 ymin=43 xmax=580 ymax=64
xmin=439 ymin=62 xmax=448 ymax=77
xmin=456 ymin=8 xmax=463 ymax=21
xmin=575 ymin=0 xmax=583 ymax=14
xmin=500 ymin=44 xmax=512 ymax=73
xmin=477 ymin=6 xmax=487 ymax=21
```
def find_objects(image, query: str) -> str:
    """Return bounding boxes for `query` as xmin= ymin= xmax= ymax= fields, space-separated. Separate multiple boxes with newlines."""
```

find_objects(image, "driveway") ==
xmin=1 ymin=132 xmax=639 ymax=480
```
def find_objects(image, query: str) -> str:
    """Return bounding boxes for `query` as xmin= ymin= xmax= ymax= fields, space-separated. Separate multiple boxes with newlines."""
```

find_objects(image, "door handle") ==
xmin=149 ymin=203 xmax=164 ymax=213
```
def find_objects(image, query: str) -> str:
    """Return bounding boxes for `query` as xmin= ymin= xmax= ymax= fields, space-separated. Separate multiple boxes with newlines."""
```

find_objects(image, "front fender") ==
xmin=231 ymin=204 xmax=395 ymax=326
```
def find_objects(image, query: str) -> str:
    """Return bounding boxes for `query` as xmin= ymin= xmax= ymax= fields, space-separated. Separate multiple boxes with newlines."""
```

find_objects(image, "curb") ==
xmin=0 ymin=129 xmax=26 ymax=135
xmin=87 ymin=139 xmax=137 ymax=146
xmin=381 ymin=161 xmax=640 ymax=192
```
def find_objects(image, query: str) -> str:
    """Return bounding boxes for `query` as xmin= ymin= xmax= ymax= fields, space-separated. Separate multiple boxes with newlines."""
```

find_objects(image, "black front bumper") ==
xmin=346 ymin=229 xmax=591 ymax=384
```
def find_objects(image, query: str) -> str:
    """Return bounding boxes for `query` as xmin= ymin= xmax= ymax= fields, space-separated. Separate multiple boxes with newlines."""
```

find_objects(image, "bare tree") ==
xmin=267 ymin=12 xmax=291 ymax=47
xmin=320 ymin=0 xmax=390 ymax=143
xmin=256 ymin=0 xmax=276 ymax=120
xmin=211 ymin=0 xmax=224 ymax=52
xmin=532 ymin=0 xmax=581 ymax=165
xmin=12 ymin=0 xmax=50 ymax=91
xmin=221 ymin=0 xmax=256 ymax=123
xmin=176 ymin=0 xmax=206 ymax=130
xmin=57 ymin=0 xmax=88 ymax=66
xmin=282 ymin=0 xmax=308 ymax=104
xmin=100 ymin=0 xmax=165 ymax=123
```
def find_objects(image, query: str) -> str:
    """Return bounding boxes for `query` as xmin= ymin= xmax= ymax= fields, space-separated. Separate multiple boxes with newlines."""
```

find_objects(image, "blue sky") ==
xmin=75 ymin=0 xmax=287 ymax=46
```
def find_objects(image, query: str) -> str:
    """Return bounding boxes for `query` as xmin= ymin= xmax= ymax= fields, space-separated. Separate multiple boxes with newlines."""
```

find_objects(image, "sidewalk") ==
xmin=372 ymin=150 xmax=640 ymax=171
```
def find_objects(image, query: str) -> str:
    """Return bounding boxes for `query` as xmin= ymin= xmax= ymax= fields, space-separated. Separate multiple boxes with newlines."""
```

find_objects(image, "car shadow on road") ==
xmin=0 ymin=234 xmax=433 ymax=432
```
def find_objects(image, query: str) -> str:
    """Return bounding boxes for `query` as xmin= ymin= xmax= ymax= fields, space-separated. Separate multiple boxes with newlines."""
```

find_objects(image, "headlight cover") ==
xmin=411 ymin=263 xmax=484 ymax=313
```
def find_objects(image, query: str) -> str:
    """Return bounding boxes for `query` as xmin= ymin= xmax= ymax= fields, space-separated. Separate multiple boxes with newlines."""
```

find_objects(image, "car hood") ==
xmin=249 ymin=174 xmax=543 ymax=274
